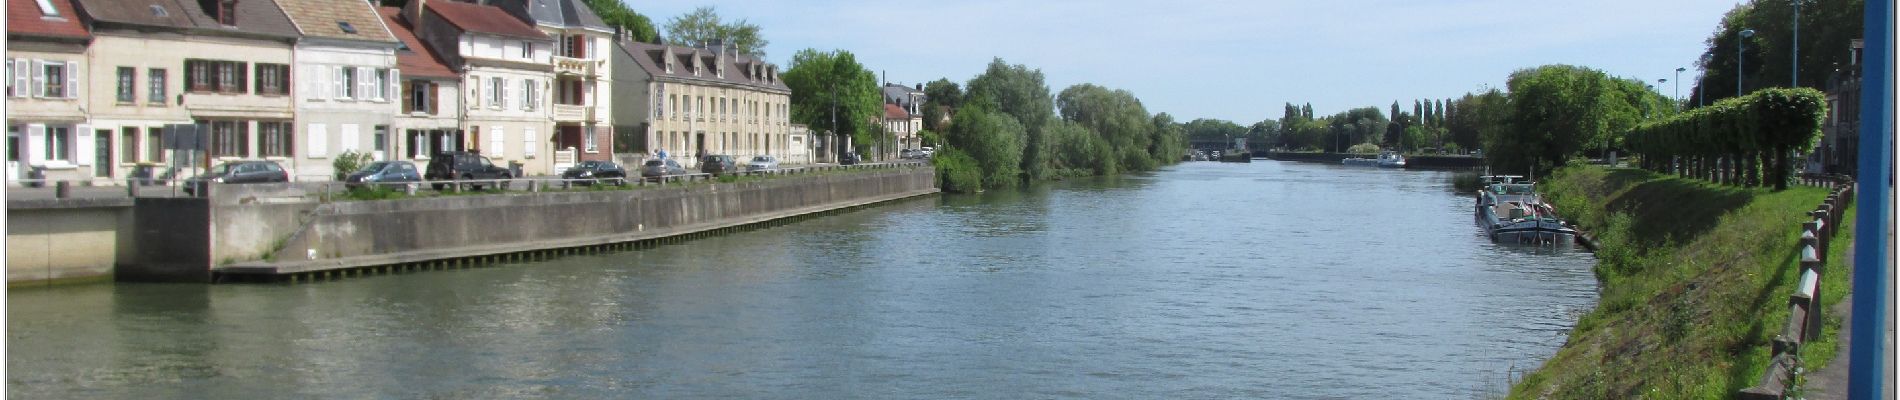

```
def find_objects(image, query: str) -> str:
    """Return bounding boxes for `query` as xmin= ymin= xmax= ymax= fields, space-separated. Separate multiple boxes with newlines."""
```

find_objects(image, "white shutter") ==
xmin=10 ymin=59 xmax=26 ymax=98
xmin=63 ymin=62 xmax=77 ymax=98
xmin=25 ymin=124 xmax=46 ymax=165
xmin=523 ymin=127 xmax=536 ymax=157
xmin=308 ymin=123 xmax=328 ymax=157
xmin=340 ymin=124 xmax=359 ymax=152
xmin=388 ymin=69 xmax=400 ymax=102
xmin=332 ymin=66 xmax=347 ymax=99
xmin=489 ymin=126 xmax=504 ymax=156
xmin=30 ymin=60 xmax=45 ymax=98
xmin=74 ymin=125 xmax=93 ymax=166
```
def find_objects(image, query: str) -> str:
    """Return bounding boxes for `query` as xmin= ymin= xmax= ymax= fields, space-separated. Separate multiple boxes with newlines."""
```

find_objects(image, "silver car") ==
xmin=746 ymin=155 xmax=779 ymax=171
xmin=641 ymin=158 xmax=685 ymax=180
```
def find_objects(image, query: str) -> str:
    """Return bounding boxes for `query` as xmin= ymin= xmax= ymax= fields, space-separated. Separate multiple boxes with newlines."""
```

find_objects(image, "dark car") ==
xmin=562 ymin=160 xmax=627 ymax=186
xmin=183 ymin=160 xmax=290 ymax=195
xmin=839 ymin=152 xmax=860 ymax=165
xmin=344 ymin=161 xmax=422 ymax=189
xmin=700 ymin=155 xmax=738 ymax=175
xmin=425 ymin=151 xmax=512 ymax=190
xmin=641 ymin=158 xmax=685 ymax=180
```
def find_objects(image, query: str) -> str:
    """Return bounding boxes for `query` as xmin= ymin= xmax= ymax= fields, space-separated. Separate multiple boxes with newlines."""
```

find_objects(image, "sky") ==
xmin=626 ymin=0 xmax=1748 ymax=123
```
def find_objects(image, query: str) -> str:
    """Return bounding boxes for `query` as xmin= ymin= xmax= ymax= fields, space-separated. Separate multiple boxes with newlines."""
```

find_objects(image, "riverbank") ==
xmin=1509 ymin=165 xmax=1854 ymax=398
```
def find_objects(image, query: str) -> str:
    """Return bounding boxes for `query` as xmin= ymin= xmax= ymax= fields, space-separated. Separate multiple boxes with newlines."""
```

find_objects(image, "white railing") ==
xmin=551 ymin=56 xmax=598 ymax=76
xmin=552 ymin=104 xmax=591 ymax=122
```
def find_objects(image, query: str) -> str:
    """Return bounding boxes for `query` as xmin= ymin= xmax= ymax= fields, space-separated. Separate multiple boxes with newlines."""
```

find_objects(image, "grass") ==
xmin=1508 ymin=165 xmax=1840 ymax=399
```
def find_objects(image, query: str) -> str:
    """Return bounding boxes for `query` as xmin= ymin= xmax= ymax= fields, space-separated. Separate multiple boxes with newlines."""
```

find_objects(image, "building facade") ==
xmin=75 ymin=0 xmax=300 ymax=183
xmin=494 ymin=0 xmax=612 ymax=170
xmin=280 ymin=0 xmax=400 ymax=180
xmin=6 ymin=0 xmax=93 ymax=183
xmin=407 ymin=0 xmax=555 ymax=175
xmin=1811 ymin=39 xmax=1863 ymax=176
xmin=379 ymin=6 xmax=462 ymax=162
xmin=612 ymin=38 xmax=791 ymax=168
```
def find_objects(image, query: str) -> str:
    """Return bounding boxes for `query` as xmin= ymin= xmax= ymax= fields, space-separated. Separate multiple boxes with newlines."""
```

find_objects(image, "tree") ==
xmin=946 ymin=105 xmax=1026 ymax=188
xmin=967 ymin=58 xmax=1055 ymax=180
xmin=580 ymin=0 xmax=659 ymax=43
xmin=1686 ymin=0 xmax=1862 ymax=107
xmin=921 ymin=78 xmax=963 ymax=132
xmin=663 ymin=6 xmax=769 ymax=57
xmin=781 ymin=49 xmax=880 ymax=157
xmin=1149 ymin=113 xmax=1187 ymax=164
xmin=1056 ymin=83 xmax=1159 ymax=170
xmin=1489 ymin=64 xmax=1668 ymax=174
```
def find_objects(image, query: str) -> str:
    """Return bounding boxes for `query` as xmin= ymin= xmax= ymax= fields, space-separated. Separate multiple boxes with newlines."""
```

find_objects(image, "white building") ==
xmin=405 ymin=0 xmax=555 ymax=175
xmin=279 ymin=0 xmax=400 ymax=180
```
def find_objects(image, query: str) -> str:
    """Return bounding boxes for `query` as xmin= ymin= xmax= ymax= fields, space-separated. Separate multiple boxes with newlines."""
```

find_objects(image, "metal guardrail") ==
xmin=1739 ymin=173 xmax=1856 ymax=399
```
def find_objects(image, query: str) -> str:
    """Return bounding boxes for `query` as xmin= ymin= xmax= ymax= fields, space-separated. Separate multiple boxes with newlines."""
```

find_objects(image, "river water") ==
xmin=7 ymin=160 xmax=1598 ymax=399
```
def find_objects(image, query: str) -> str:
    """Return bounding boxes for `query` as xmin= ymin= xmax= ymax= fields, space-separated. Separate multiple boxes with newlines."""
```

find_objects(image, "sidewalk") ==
xmin=1803 ymin=224 xmax=1896 ymax=400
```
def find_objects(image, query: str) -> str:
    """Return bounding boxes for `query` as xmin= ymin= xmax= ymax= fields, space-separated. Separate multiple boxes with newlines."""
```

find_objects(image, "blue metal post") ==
xmin=1849 ymin=0 xmax=1893 ymax=398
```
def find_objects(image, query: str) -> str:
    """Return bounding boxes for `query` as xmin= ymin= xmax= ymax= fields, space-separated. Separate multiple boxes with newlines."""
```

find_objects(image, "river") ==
xmin=7 ymin=160 xmax=1598 ymax=399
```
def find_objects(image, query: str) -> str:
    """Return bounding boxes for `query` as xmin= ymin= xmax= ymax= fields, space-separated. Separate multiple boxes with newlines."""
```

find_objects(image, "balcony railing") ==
xmin=553 ymin=104 xmax=593 ymax=122
xmin=552 ymin=56 xmax=599 ymax=76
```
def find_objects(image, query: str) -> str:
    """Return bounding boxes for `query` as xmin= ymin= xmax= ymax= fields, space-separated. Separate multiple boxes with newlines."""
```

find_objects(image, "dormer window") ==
xmin=34 ymin=0 xmax=58 ymax=17
xmin=216 ymin=0 xmax=235 ymax=26
xmin=338 ymin=21 xmax=356 ymax=34
xmin=149 ymin=5 xmax=166 ymax=17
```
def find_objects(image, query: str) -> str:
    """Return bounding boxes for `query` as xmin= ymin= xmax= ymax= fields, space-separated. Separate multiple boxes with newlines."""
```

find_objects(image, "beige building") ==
xmin=611 ymin=39 xmax=791 ymax=168
xmin=493 ymin=0 xmax=613 ymax=170
xmin=6 ymin=0 xmax=93 ymax=184
xmin=380 ymin=6 xmax=462 ymax=161
xmin=405 ymin=0 xmax=555 ymax=175
xmin=75 ymin=0 xmax=299 ymax=181
xmin=280 ymin=0 xmax=401 ymax=180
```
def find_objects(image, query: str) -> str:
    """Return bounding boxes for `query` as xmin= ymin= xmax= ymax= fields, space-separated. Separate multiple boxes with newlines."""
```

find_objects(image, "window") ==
xmin=206 ymin=120 xmax=249 ymax=158
xmin=521 ymin=42 xmax=535 ymax=59
xmin=40 ymin=61 xmax=66 ymax=98
xmin=117 ymin=67 xmax=136 ymax=103
xmin=46 ymin=126 xmax=70 ymax=161
xmin=521 ymin=79 xmax=536 ymax=111
xmin=254 ymin=63 xmax=289 ymax=95
xmin=147 ymin=127 xmax=164 ymax=162
xmin=185 ymin=59 xmax=245 ymax=93
xmin=336 ymin=66 xmax=356 ymax=99
xmin=374 ymin=69 xmax=390 ymax=101
xmin=406 ymin=80 xmax=435 ymax=114
xmin=217 ymin=62 xmax=237 ymax=91
xmin=34 ymin=0 xmax=57 ymax=16
xmin=120 ymin=127 xmax=139 ymax=163
xmin=373 ymin=125 xmax=388 ymax=154
xmin=490 ymin=77 xmax=503 ymax=109
xmin=216 ymin=0 xmax=235 ymax=26
xmin=259 ymin=122 xmax=291 ymax=157
xmin=337 ymin=21 xmax=357 ymax=34
xmin=148 ymin=68 xmax=167 ymax=104
xmin=584 ymin=126 xmax=597 ymax=152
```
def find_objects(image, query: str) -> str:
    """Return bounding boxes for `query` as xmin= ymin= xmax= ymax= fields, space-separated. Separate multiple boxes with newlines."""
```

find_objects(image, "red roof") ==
xmin=426 ymin=0 xmax=548 ymax=41
xmin=884 ymin=103 xmax=910 ymax=119
xmin=8 ymin=0 xmax=89 ymax=39
xmin=380 ymin=7 xmax=458 ymax=80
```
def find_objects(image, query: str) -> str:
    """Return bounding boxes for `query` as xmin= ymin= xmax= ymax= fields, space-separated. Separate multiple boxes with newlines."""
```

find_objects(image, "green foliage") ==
xmin=662 ymin=6 xmax=768 ymax=57
xmin=1046 ymin=120 xmax=1116 ymax=175
xmin=1625 ymin=87 xmax=1826 ymax=189
xmin=1346 ymin=143 xmax=1381 ymax=154
xmin=580 ymin=0 xmax=659 ymax=43
xmin=932 ymin=147 xmax=983 ymax=193
xmin=1182 ymin=118 xmax=1248 ymax=140
xmin=967 ymin=58 xmax=1055 ymax=179
xmin=946 ymin=106 xmax=1025 ymax=188
xmin=1148 ymin=112 xmax=1187 ymax=164
xmin=1448 ymin=89 xmax=1507 ymax=152
xmin=1487 ymin=65 xmax=1670 ymax=175
xmin=1688 ymin=0 xmax=1864 ymax=106
xmin=782 ymin=49 xmax=881 ymax=146
xmin=331 ymin=150 xmax=373 ymax=181
xmin=341 ymin=185 xmax=407 ymax=201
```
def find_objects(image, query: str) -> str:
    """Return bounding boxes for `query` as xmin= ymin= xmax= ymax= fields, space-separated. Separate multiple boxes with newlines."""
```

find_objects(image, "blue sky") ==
xmin=627 ymin=0 xmax=1747 ymax=123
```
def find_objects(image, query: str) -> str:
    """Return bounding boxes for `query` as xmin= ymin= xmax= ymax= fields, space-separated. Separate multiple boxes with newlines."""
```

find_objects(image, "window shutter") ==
xmin=356 ymin=67 xmax=371 ymax=101
xmin=307 ymin=123 xmax=328 ymax=157
xmin=341 ymin=124 xmax=359 ymax=152
xmin=332 ymin=66 xmax=347 ymax=99
xmin=10 ymin=59 xmax=26 ymax=98
xmin=401 ymin=80 xmax=415 ymax=113
xmin=74 ymin=125 xmax=93 ymax=166
xmin=489 ymin=126 xmax=504 ymax=156
xmin=63 ymin=62 xmax=77 ymax=98
xmin=427 ymin=82 xmax=439 ymax=115
xmin=523 ymin=127 xmax=536 ymax=157
xmin=30 ymin=60 xmax=46 ymax=97
xmin=25 ymin=124 xmax=46 ymax=165
xmin=388 ymin=69 xmax=400 ymax=101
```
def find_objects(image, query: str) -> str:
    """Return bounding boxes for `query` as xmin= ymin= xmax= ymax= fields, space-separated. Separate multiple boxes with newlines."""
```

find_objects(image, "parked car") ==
xmin=183 ymin=160 xmax=290 ymax=195
xmin=700 ymin=154 xmax=739 ymax=175
xmin=425 ymin=151 xmax=512 ymax=190
xmin=746 ymin=155 xmax=779 ymax=171
xmin=641 ymin=158 xmax=686 ymax=180
xmin=839 ymin=152 xmax=860 ymax=165
xmin=344 ymin=161 xmax=422 ymax=189
xmin=900 ymin=149 xmax=918 ymax=159
xmin=562 ymin=160 xmax=627 ymax=185
xmin=918 ymin=147 xmax=934 ymax=158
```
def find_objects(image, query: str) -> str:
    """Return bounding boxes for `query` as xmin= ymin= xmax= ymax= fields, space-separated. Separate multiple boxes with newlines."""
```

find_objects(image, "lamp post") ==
xmin=1738 ymin=28 xmax=1755 ymax=96
xmin=1791 ymin=0 xmax=1801 ymax=87
xmin=1674 ymin=67 xmax=1686 ymax=107
xmin=1699 ymin=53 xmax=1713 ymax=107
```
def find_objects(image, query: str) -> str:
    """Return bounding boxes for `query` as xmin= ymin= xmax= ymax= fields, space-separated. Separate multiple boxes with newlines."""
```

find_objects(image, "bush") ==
xmin=1625 ymin=87 xmax=1826 ymax=189
xmin=1347 ymin=143 xmax=1382 ymax=154
xmin=933 ymin=147 xmax=983 ymax=193
xmin=332 ymin=150 xmax=374 ymax=181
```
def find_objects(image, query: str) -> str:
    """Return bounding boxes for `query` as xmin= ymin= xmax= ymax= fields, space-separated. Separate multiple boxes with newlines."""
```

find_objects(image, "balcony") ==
xmin=553 ymin=104 xmax=594 ymax=122
xmin=552 ymin=56 xmax=599 ymax=77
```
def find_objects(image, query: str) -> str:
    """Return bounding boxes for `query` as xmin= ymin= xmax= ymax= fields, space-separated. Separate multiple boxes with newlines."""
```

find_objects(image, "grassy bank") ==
xmin=1509 ymin=165 xmax=1854 ymax=399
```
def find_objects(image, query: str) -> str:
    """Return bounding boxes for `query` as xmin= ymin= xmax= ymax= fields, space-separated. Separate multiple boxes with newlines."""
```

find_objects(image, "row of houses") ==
xmin=6 ymin=0 xmax=817 ymax=184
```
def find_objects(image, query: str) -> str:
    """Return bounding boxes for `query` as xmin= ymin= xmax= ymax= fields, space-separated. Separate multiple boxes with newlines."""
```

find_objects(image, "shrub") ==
xmin=933 ymin=147 xmax=983 ymax=193
xmin=332 ymin=150 xmax=374 ymax=181
xmin=1347 ymin=143 xmax=1382 ymax=154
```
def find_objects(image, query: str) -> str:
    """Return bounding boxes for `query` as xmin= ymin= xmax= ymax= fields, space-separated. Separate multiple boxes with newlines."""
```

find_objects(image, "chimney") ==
xmin=403 ymin=0 xmax=426 ymax=27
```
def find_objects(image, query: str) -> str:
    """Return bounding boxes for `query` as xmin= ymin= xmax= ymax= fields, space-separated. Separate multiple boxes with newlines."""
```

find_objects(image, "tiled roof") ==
xmin=379 ymin=7 xmax=456 ymax=79
xmin=426 ymin=0 xmax=548 ymax=40
xmin=8 ymin=0 xmax=90 ymax=39
xmin=74 ymin=0 xmax=299 ymax=38
xmin=275 ymin=0 xmax=394 ymax=43
xmin=884 ymin=103 xmax=909 ymax=119
xmin=617 ymin=40 xmax=788 ymax=92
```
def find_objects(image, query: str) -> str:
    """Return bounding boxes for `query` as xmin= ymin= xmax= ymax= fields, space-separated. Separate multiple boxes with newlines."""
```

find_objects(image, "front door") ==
xmin=95 ymin=128 xmax=112 ymax=177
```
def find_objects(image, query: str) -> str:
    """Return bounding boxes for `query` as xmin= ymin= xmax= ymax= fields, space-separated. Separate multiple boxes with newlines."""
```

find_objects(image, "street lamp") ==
xmin=1699 ymin=53 xmax=1713 ymax=107
xmin=1674 ymin=67 xmax=1686 ymax=107
xmin=1739 ymin=28 xmax=1756 ymax=96
xmin=1792 ymin=0 xmax=1803 ymax=87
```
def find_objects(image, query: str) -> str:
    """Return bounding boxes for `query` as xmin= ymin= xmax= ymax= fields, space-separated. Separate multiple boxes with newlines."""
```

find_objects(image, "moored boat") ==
xmin=1475 ymin=176 xmax=1578 ymax=245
